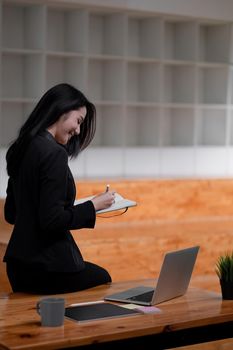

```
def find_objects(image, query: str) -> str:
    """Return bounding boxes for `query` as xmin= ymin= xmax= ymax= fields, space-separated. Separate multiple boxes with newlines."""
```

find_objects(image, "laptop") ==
xmin=104 ymin=246 xmax=200 ymax=306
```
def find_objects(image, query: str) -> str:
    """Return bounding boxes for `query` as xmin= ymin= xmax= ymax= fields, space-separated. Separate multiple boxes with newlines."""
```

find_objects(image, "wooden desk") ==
xmin=0 ymin=279 xmax=233 ymax=350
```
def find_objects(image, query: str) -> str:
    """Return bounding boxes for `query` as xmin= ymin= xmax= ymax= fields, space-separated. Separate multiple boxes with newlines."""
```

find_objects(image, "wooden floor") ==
xmin=2 ymin=178 xmax=233 ymax=294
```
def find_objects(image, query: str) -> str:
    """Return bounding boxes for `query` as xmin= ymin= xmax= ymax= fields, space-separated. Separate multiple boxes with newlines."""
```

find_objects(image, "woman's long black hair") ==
xmin=6 ymin=83 xmax=96 ymax=177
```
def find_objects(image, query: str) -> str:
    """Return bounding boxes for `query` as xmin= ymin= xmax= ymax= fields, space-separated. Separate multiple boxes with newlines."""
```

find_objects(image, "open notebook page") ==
xmin=74 ymin=193 xmax=137 ymax=214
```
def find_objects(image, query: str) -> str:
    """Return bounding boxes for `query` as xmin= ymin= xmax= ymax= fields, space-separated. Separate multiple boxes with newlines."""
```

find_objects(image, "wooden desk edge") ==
xmin=0 ymin=281 xmax=232 ymax=350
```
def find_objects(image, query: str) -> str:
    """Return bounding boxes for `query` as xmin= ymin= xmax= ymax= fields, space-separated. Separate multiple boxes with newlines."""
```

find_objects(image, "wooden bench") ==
xmin=1 ymin=178 xmax=233 ymax=293
xmin=71 ymin=179 xmax=233 ymax=291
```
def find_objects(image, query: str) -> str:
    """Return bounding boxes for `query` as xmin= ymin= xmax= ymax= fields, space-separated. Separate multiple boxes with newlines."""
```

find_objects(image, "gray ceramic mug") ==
xmin=36 ymin=297 xmax=65 ymax=327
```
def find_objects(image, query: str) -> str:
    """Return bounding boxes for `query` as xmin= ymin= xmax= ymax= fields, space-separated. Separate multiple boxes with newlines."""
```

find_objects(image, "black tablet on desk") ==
xmin=65 ymin=302 xmax=141 ymax=323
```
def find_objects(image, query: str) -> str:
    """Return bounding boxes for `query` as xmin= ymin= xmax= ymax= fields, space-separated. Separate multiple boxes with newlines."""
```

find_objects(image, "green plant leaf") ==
xmin=216 ymin=251 xmax=233 ymax=282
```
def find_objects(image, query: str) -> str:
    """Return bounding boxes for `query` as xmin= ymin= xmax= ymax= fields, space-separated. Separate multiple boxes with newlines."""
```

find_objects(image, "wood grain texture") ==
xmin=72 ymin=219 xmax=230 ymax=292
xmin=0 ymin=282 xmax=233 ymax=350
xmin=1 ymin=179 xmax=233 ymax=294
xmin=75 ymin=178 xmax=233 ymax=222
xmin=71 ymin=179 xmax=233 ymax=293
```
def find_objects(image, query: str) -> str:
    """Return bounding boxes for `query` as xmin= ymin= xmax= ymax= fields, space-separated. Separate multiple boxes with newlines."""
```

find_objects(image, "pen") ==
xmin=106 ymin=184 xmax=110 ymax=192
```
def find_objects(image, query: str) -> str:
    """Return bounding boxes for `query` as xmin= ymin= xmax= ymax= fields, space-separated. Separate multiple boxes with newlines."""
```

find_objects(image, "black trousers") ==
xmin=6 ymin=261 xmax=112 ymax=294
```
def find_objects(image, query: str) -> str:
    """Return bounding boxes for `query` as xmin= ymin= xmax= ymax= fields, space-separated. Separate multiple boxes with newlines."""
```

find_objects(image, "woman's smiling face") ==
xmin=47 ymin=107 xmax=87 ymax=145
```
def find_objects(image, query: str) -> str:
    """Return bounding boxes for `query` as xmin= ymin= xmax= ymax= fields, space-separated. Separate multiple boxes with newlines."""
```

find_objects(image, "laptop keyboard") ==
xmin=127 ymin=290 xmax=154 ymax=302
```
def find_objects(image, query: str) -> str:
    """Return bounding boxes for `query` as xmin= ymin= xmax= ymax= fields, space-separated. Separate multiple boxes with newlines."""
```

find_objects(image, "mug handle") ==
xmin=36 ymin=301 xmax=41 ymax=315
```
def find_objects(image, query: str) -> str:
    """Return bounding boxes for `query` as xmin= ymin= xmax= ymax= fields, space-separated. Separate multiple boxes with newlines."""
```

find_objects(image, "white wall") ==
xmin=50 ymin=0 xmax=233 ymax=21
xmin=127 ymin=0 xmax=233 ymax=21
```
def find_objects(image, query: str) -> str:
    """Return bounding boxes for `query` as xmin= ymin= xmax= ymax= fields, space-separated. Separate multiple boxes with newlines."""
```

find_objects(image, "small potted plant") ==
xmin=216 ymin=251 xmax=233 ymax=300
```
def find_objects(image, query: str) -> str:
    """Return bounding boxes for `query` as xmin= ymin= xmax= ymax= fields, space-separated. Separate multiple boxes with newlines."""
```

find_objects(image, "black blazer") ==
xmin=4 ymin=131 xmax=96 ymax=272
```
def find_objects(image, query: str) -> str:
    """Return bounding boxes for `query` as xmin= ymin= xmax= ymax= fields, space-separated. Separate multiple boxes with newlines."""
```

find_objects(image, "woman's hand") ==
xmin=91 ymin=191 xmax=115 ymax=211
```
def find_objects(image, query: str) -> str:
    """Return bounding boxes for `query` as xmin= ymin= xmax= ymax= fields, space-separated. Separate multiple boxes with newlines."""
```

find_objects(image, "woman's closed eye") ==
xmin=78 ymin=116 xmax=84 ymax=125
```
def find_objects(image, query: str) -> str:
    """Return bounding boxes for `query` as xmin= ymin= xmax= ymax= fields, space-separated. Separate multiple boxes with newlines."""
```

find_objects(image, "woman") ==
xmin=4 ymin=83 xmax=115 ymax=294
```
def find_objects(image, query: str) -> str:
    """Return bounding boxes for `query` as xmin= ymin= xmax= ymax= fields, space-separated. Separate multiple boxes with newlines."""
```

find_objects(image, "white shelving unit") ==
xmin=88 ymin=12 xmax=126 ymax=56
xmin=163 ymin=63 xmax=196 ymax=103
xmin=198 ymin=65 xmax=228 ymax=104
xmin=47 ymin=8 xmax=88 ymax=53
xmin=93 ymin=105 xmax=125 ymax=147
xmin=127 ymin=61 xmax=161 ymax=103
xmin=46 ymin=55 xmax=86 ymax=92
xmin=164 ymin=21 xmax=197 ymax=61
xmin=0 ymin=0 xmax=233 ymax=196
xmin=125 ymin=106 xmax=160 ymax=147
xmin=127 ymin=16 xmax=162 ymax=59
xmin=198 ymin=23 xmax=231 ymax=63
xmin=2 ymin=3 xmax=45 ymax=51
xmin=161 ymin=107 xmax=195 ymax=146
xmin=196 ymin=107 xmax=227 ymax=146
xmin=88 ymin=58 xmax=125 ymax=102
xmin=2 ymin=52 xmax=44 ymax=99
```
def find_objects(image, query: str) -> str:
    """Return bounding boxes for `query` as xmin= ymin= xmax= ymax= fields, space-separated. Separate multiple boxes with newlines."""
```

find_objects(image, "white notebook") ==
xmin=75 ymin=193 xmax=137 ymax=214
